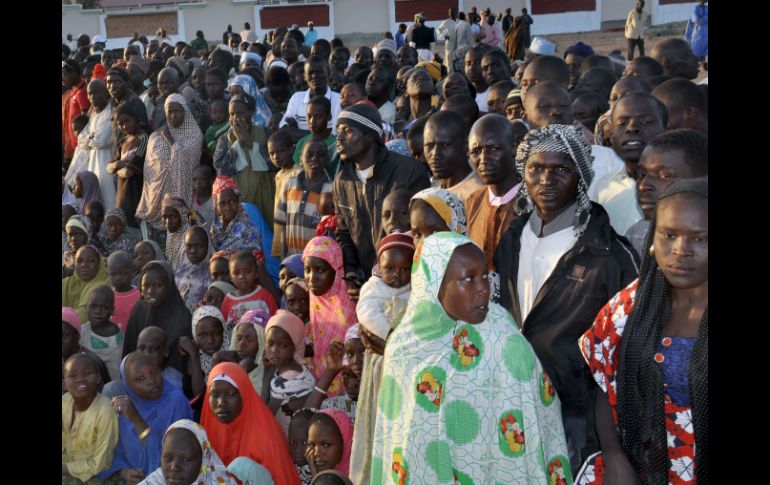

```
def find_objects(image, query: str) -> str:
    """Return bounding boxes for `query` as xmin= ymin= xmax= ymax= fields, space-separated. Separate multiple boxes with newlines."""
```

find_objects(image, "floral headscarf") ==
xmin=102 ymin=208 xmax=139 ymax=256
xmin=228 ymin=74 xmax=272 ymax=128
xmin=410 ymin=187 xmax=468 ymax=235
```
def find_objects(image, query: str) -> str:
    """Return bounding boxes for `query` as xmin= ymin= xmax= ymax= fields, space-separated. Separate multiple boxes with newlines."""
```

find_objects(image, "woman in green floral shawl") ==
xmin=370 ymin=232 xmax=572 ymax=485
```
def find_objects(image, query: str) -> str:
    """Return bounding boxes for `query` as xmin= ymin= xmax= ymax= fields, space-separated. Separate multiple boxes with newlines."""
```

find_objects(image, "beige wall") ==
xmin=602 ymin=0 xmax=636 ymax=22
xmin=181 ymin=0 xmax=255 ymax=44
xmin=62 ymin=5 xmax=102 ymax=40
xmin=334 ymin=0 xmax=389 ymax=35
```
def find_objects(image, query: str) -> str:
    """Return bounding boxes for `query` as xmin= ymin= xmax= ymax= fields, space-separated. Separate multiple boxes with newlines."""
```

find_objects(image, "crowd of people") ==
xmin=62 ymin=7 xmax=708 ymax=485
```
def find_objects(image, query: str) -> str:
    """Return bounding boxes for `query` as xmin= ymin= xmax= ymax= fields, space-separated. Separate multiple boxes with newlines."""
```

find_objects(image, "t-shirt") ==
xmin=220 ymin=286 xmax=278 ymax=329
xmin=279 ymin=88 xmax=342 ymax=133
xmin=356 ymin=166 xmax=373 ymax=184
xmin=112 ymin=287 xmax=141 ymax=333
xmin=475 ymin=88 xmax=489 ymax=113
xmin=80 ymin=323 xmax=125 ymax=382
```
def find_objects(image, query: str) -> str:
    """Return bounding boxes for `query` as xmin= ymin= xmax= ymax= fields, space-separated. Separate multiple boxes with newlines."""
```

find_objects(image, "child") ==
xmin=101 ymin=208 xmax=138 ymax=256
xmin=380 ymin=189 xmax=413 ymax=239
xmin=176 ymin=226 xmax=214 ymax=312
xmin=304 ymin=335 xmax=359 ymax=425
xmin=107 ymin=250 xmax=141 ymax=333
xmin=62 ymin=353 xmax=119 ymax=484
xmin=97 ymin=352 xmax=192 ymax=484
xmin=289 ymin=409 xmax=316 ymax=485
xmin=349 ymin=232 xmax=414 ymax=482
xmin=270 ymin=131 xmax=301 ymax=258
xmin=109 ymin=102 xmax=147 ymax=231
xmin=80 ymin=285 xmax=124 ymax=381
xmin=62 ymin=245 xmax=109 ymax=323
xmin=136 ymin=326 xmax=185 ymax=391
xmin=191 ymin=164 xmax=216 ymax=231
xmin=209 ymin=251 xmax=232 ymax=284
xmin=306 ymin=409 xmax=353 ymax=478
xmin=63 ymin=215 xmax=90 ymax=278
xmin=274 ymin=140 xmax=333 ymax=258
xmin=139 ymin=419 xmax=235 ymax=485
xmin=71 ymin=170 xmax=103 ymax=214
xmin=227 ymin=457 xmax=274 ymax=485
xmin=202 ymin=280 xmax=236 ymax=310
xmin=284 ymin=277 xmax=310 ymax=325
xmin=62 ymin=307 xmax=112 ymax=391
xmin=205 ymin=98 xmax=229 ymax=154
xmin=220 ymin=251 xmax=278 ymax=327
xmin=315 ymin=192 xmax=337 ymax=239
xmin=279 ymin=254 xmax=305 ymax=294
xmin=85 ymin=200 xmax=108 ymax=254
xmin=162 ymin=194 xmax=200 ymax=271
xmin=131 ymin=239 xmax=165 ymax=287
xmin=302 ymin=237 xmax=358 ymax=397
xmin=179 ymin=305 xmax=228 ymax=398
xmin=266 ymin=310 xmax=317 ymax=434
xmin=292 ymin=96 xmax=339 ymax=177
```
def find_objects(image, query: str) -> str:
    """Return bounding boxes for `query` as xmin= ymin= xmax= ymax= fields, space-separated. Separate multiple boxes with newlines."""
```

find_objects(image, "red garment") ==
xmin=220 ymin=286 xmax=278 ymax=327
xmin=64 ymin=80 xmax=90 ymax=159
xmin=201 ymin=362 xmax=301 ymax=485
xmin=577 ymin=280 xmax=697 ymax=485
xmin=62 ymin=88 xmax=72 ymax=156
xmin=315 ymin=215 xmax=337 ymax=237
xmin=112 ymin=287 xmax=141 ymax=333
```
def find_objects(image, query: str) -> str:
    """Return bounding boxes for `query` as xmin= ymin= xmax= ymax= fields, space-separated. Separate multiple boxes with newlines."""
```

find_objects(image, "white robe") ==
xmin=84 ymin=104 xmax=116 ymax=210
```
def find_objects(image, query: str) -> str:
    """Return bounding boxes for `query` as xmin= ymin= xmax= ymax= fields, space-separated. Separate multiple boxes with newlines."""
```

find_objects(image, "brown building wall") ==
xmin=259 ymin=4 xmax=330 ymax=29
xmin=105 ymin=12 xmax=178 ymax=38
xmin=395 ymin=0 xmax=458 ymax=22
xmin=531 ymin=0 xmax=596 ymax=15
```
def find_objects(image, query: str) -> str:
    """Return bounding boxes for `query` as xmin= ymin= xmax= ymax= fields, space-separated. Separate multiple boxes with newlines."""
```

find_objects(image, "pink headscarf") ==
xmin=265 ymin=310 xmax=306 ymax=365
xmin=62 ymin=307 xmax=81 ymax=333
xmin=301 ymin=237 xmax=357 ymax=396
xmin=317 ymin=408 xmax=353 ymax=476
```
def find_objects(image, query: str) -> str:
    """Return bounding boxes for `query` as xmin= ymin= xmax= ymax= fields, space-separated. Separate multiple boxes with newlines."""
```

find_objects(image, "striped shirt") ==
xmin=274 ymin=171 xmax=333 ymax=256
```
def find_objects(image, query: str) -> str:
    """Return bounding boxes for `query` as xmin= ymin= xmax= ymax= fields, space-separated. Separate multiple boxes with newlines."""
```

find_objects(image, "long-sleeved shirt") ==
xmin=62 ymin=393 xmax=119 ymax=483
xmin=625 ymin=9 xmax=649 ymax=39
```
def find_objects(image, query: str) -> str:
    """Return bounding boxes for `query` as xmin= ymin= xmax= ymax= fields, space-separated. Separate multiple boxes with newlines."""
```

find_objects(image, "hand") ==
xmin=107 ymin=161 xmax=120 ymax=174
xmin=305 ymin=446 xmax=318 ymax=477
xmin=111 ymin=395 xmax=138 ymax=421
xmin=120 ymin=468 xmax=145 ymax=485
xmin=177 ymin=336 xmax=199 ymax=357
xmin=284 ymin=117 xmax=299 ymax=129
xmin=233 ymin=120 xmax=252 ymax=148
xmin=360 ymin=326 xmax=386 ymax=355
xmin=324 ymin=341 xmax=345 ymax=374
xmin=212 ymin=350 xmax=239 ymax=366
xmin=345 ymin=278 xmax=362 ymax=301
xmin=281 ymin=397 xmax=306 ymax=416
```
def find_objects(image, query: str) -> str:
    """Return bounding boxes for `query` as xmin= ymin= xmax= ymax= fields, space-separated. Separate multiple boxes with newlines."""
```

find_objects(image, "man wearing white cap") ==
xmin=528 ymin=36 xmax=556 ymax=57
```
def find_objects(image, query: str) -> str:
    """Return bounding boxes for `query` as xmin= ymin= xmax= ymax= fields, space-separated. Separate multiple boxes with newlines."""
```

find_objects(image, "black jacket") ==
xmin=494 ymin=202 xmax=639 ymax=417
xmin=333 ymin=147 xmax=430 ymax=278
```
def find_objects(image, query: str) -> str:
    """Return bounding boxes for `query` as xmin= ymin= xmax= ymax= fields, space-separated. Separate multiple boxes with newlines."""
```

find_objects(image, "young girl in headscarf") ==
xmin=200 ymin=362 xmax=302 ymax=484
xmin=135 ymin=94 xmax=203 ymax=236
xmin=101 ymin=208 xmax=139 ymax=256
xmin=370 ymin=232 xmax=570 ymax=485
xmin=161 ymin=193 xmax=202 ymax=271
xmin=302 ymin=236 xmax=358 ymax=397
xmin=63 ymin=215 xmax=92 ymax=278
xmin=175 ymin=226 xmax=214 ymax=312
xmin=62 ymin=245 xmax=109 ymax=323
xmin=97 ymin=352 xmax=193 ymax=484
xmin=123 ymin=261 xmax=193 ymax=380
xmin=306 ymin=408 xmax=353 ymax=479
xmin=71 ymin=170 xmax=103 ymax=214
xmin=130 ymin=240 xmax=165 ymax=287
xmin=180 ymin=305 xmax=228 ymax=399
xmin=576 ymin=179 xmax=708 ymax=485
xmin=137 ymin=419 xmax=238 ymax=485
xmin=408 ymin=186 xmax=467 ymax=246
xmin=222 ymin=308 xmax=272 ymax=403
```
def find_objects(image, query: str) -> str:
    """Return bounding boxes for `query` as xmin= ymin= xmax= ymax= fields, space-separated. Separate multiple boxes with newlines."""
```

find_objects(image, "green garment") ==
xmin=62 ymin=256 xmax=108 ymax=323
xmin=292 ymin=133 xmax=341 ymax=179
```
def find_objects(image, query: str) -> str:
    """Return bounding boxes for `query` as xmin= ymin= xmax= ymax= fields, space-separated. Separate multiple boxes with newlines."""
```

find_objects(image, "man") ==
xmin=453 ymin=11 xmax=475 ymax=56
xmin=441 ymin=94 xmax=479 ymax=134
xmin=366 ymin=67 xmax=396 ymax=125
xmin=280 ymin=56 xmax=342 ymax=140
xmin=150 ymin=67 xmax=180 ymax=130
xmin=494 ymin=124 xmax=639 ymax=473
xmin=304 ymin=21 xmax=318 ymax=47
xmin=339 ymin=82 xmax=366 ymax=110
xmin=355 ymin=46 xmax=374 ymax=70
xmin=374 ymin=38 xmax=398 ymax=71
xmin=465 ymin=44 xmax=493 ymax=113
xmin=523 ymin=81 xmax=626 ymax=192
xmin=465 ymin=114 xmax=523 ymax=273
xmin=395 ymin=23 xmax=407 ymax=50
xmin=626 ymin=128 xmax=708 ymax=255
xmin=239 ymin=22 xmax=258 ymax=45
xmin=589 ymin=92 xmax=668 ymax=235
xmin=574 ymin=67 xmax=615 ymax=104
xmin=333 ymin=104 xmax=430 ymax=298
xmin=486 ymin=80 xmax=515 ymax=115
xmin=652 ymin=78 xmax=708 ymax=135
xmin=424 ymin=110 xmax=483 ymax=203
xmin=502 ymin=8 xmax=514 ymax=34
xmin=625 ymin=0 xmax=649 ymax=61
xmin=594 ymin=76 xmax=652 ymax=146
xmin=564 ymin=41 xmax=595 ymax=90
xmin=106 ymin=66 xmax=148 ymax=155
xmin=436 ymin=8 xmax=458 ymax=72
xmin=519 ymin=8 xmax=534 ymax=48
xmin=409 ymin=13 xmax=435 ymax=62
xmin=650 ymin=38 xmax=701 ymax=80
xmin=519 ymin=55 xmax=570 ymax=102
xmin=481 ymin=48 xmax=512 ymax=88
xmin=396 ymin=45 xmax=418 ymax=70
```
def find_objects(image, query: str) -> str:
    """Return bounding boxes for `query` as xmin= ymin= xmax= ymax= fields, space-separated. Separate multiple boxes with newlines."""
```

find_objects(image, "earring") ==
xmin=649 ymin=244 xmax=655 ymax=257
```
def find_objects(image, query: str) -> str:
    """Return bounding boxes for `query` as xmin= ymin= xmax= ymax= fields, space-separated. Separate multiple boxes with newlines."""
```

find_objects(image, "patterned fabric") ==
xmin=269 ymin=365 xmax=316 ymax=402
xmin=411 ymin=187 xmax=468 ymax=235
xmin=229 ymin=310 xmax=269 ymax=397
xmin=138 ymin=419 xmax=237 ymax=485
xmin=211 ymin=209 xmax=263 ymax=255
xmin=321 ymin=393 xmax=357 ymax=424
xmin=302 ymin=237 xmax=358 ymax=396
xmin=577 ymin=280 xmax=698 ymax=485
xmin=274 ymin=171 xmax=333 ymax=256
xmin=317 ymin=408 xmax=354 ymax=476
xmin=515 ymin=124 xmax=595 ymax=237
xmin=175 ymin=229 xmax=214 ymax=312
xmin=101 ymin=208 xmax=139 ymax=256
xmin=370 ymin=232 xmax=571 ymax=485
xmin=229 ymin=74 xmax=272 ymax=128
xmin=192 ymin=305 xmax=228 ymax=376
xmin=162 ymin=194 xmax=204 ymax=271
xmin=135 ymin=94 xmax=203 ymax=229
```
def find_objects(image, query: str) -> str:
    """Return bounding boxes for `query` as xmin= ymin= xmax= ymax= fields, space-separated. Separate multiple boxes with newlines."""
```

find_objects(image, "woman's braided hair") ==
xmin=616 ymin=178 xmax=708 ymax=483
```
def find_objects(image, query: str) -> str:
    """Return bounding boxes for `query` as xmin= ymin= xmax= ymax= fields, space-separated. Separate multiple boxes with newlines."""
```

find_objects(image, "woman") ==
xmin=577 ymin=179 xmax=708 ymax=485
xmin=83 ymin=79 xmax=116 ymax=210
xmin=370 ymin=232 xmax=571 ymax=484
xmin=200 ymin=362 xmax=301 ymax=485
xmin=135 ymin=93 xmax=203 ymax=238
xmin=62 ymin=245 xmax=108 ymax=323
xmin=228 ymin=74 xmax=272 ymax=129
xmin=504 ymin=16 xmax=527 ymax=62
xmin=214 ymin=94 xmax=277 ymax=228
xmin=685 ymin=1 xmax=708 ymax=60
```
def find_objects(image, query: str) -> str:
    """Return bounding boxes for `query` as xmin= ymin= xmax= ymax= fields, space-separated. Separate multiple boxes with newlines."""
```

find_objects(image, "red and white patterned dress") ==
xmin=576 ymin=279 xmax=697 ymax=485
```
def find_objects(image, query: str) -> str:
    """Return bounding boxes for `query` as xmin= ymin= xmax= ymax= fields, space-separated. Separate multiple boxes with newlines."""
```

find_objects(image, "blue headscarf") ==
xmin=97 ymin=353 xmax=193 ymax=479
xmin=228 ymin=74 xmax=272 ymax=128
